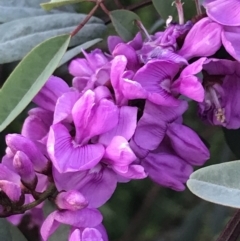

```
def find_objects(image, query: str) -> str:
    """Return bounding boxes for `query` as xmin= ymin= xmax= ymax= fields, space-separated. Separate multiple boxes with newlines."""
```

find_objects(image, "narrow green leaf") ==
xmin=152 ymin=0 xmax=196 ymax=22
xmin=187 ymin=160 xmax=240 ymax=208
xmin=0 ymin=34 xmax=71 ymax=131
xmin=41 ymin=0 xmax=86 ymax=11
xmin=110 ymin=10 xmax=140 ymax=42
xmin=58 ymin=38 xmax=102 ymax=67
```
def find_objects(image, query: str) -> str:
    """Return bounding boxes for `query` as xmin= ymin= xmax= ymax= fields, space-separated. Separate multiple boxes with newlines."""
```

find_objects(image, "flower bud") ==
xmin=13 ymin=151 xmax=37 ymax=190
xmin=6 ymin=134 xmax=49 ymax=173
xmin=55 ymin=190 xmax=88 ymax=211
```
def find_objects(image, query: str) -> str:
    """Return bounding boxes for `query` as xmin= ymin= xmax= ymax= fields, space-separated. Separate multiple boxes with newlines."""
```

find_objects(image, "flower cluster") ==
xmin=1 ymin=0 xmax=240 ymax=240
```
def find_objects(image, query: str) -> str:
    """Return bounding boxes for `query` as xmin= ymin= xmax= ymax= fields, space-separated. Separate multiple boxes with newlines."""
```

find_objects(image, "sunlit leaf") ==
xmin=41 ymin=0 xmax=86 ymax=11
xmin=110 ymin=10 xmax=140 ymax=42
xmin=0 ymin=34 xmax=71 ymax=131
xmin=187 ymin=160 xmax=240 ymax=208
xmin=152 ymin=0 xmax=196 ymax=22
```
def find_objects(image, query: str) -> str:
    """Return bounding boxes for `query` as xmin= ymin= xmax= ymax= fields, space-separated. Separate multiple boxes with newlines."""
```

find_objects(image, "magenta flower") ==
xmin=33 ymin=76 xmax=69 ymax=112
xmin=41 ymin=208 xmax=103 ymax=241
xmin=203 ymin=0 xmax=240 ymax=26
xmin=111 ymin=55 xmax=181 ymax=106
xmin=178 ymin=17 xmax=222 ymax=60
xmin=47 ymin=88 xmax=119 ymax=173
xmin=69 ymin=49 xmax=111 ymax=91
xmin=69 ymin=224 xmax=108 ymax=241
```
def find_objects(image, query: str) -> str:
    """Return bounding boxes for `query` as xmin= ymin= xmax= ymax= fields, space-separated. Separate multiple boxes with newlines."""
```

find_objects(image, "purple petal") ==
xmin=69 ymin=229 xmax=81 ymax=241
xmin=41 ymin=209 xmax=102 ymax=241
xmin=222 ymin=26 xmax=240 ymax=61
xmin=203 ymin=58 xmax=237 ymax=75
xmin=108 ymin=36 xmax=123 ymax=53
xmin=99 ymin=106 xmax=138 ymax=146
xmin=82 ymin=228 xmax=103 ymax=241
xmin=115 ymin=164 xmax=147 ymax=179
xmin=33 ymin=76 xmax=69 ymax=111
xmin=13 ymin=151 xmax=36 ymax=187
xmin=110 ymin=55 xmax=128 ymax=105
xmin=129 ymin=140 xmax=149 ymax=159
xmin=104 ymin=136 xmax=136 ymax=166
xmin=83 ymin=49 xmax=109 ymax=71
xmin=56 ymin=190 xmax=88 ymax=211
xmin=172 ymin=58 xmax=206 ymax=102
xmin=113 ymin=43 xmax=140 ymax=71
xmin=40 ymin=211 xmax=60 ymax=241
xmin=22 ymin=108 xmax=53 ymax=141
xmin=72 ymin=90 xmax=119 ymax=144
xmin=72 ymin=77 xmax=90 ymax=91
xmin=178 ymin=17 xmax=222 ymax=60
xmin=204 ymin=0 xmax=240 ymax=26
xmin=142 ymin=147 xmax=193 ymax=191
xmin=0 ymin=164 xmax=20 ymax=183
xmin=133 ymin=60 xmax=180 ymax=106
xmin=47 ymin=124 xmax=105 ymax=173
xmin=133 ymin=100 xmax=188 ymax=150
xmin=167 ymin=122 xmax=210 ymax=165
xmin=69 ymin=58 xmax=93 ymax=77
xmin=6 ymin=134 xmax=48 ymax=172
xmin=54 ymin=91 xmax=81 ymax=124
xmin=128 ymin=32 xmax=143 ymax=50
xmin=0 ymin=180 xmax=22 ymax=202
xmin=53 ymin=165 xmax=117 ymax=208
xmin=222 ymin=74 xmax=240 ymax=128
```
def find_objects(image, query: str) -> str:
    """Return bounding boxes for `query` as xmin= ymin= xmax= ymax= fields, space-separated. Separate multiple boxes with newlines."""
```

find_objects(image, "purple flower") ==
xmin=133 ymin=100 xmax=188 ymax=151
xmin=203 ymin=0 xmax=240 ymax=26
xmin=13 ymin=151 xmax=37 ymax=189
xmin=33 ymin=76 xmax=69 ymax=112
xmin=69 ymin=49 xmax=111 ymax=91
xmin=55 ymin=190 xmax=88 ymax=211
xmin=0 ymin=164 xmax=22 ymax=202
xmin=173 ymin=57 xmax=240 ymax=128
xmin=6 ymin=134 xmax=49 ymax=173
xmin=21 ymin=107 xmax=53 ymax=142
xmin=53 ymin=164 xmax=118 ymax=208
xmin=47 ymin=88 xmax=119 ymax=173
xmin=178 ymin=17 xmax=222 ymax=60
xmin=138 ymin=22 xmax=192 ymax=64
xmin=69 ymin=224 xmax=108 ymax=241
xmin=111 ymin=55 xmax=181 ymax=106
xmin=40 ymin=208 xmax=103 ymax=241
xmin=142 ymin=140 xmax=193 ymax=191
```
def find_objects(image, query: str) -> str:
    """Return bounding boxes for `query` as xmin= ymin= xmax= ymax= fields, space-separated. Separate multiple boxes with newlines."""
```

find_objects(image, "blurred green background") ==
xmin=0 ymin=0 xmax=238 ymax=240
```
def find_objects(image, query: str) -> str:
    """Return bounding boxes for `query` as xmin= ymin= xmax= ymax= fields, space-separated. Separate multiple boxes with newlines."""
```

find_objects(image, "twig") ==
xmin=216 ymin=210 xmax=240 ymax=241
xmin=0 ymin=184 xmax=57 ymax=217
xmin=104 ymin=0 xmax=153 ymax=25
xmin=127 ymin=0 xmax=152 ymax=12
xmin=114 ymin=0 xmax=124 ymax=8
xmin=118 ymin=184 xmax=161 ymax=241
xmin=71 ymin=3 xmax=99 ymax=37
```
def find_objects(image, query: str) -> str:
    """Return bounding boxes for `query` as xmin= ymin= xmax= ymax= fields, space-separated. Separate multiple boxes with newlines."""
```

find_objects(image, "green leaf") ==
xmin=0 ymin=34 xmax=70 ymax=131
xmin=152 ymin=0 xmax=196 ymax=22
xmin=0 ymin=13 xmax=105 ymax=64
xmin=0 ymin=218 xmax=27 ymax=241
xmin=58 ymin=38 xmax=102 ymax=67
xmin=41 ymin=0 xmax=86 ymax=11
xmin=110 ymin=10 xmax=140 ymax=42
xmin=223 ymin=128 xmax=240 ymax=158
xmin=187 ymin=160 xmax=240 ymax=208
